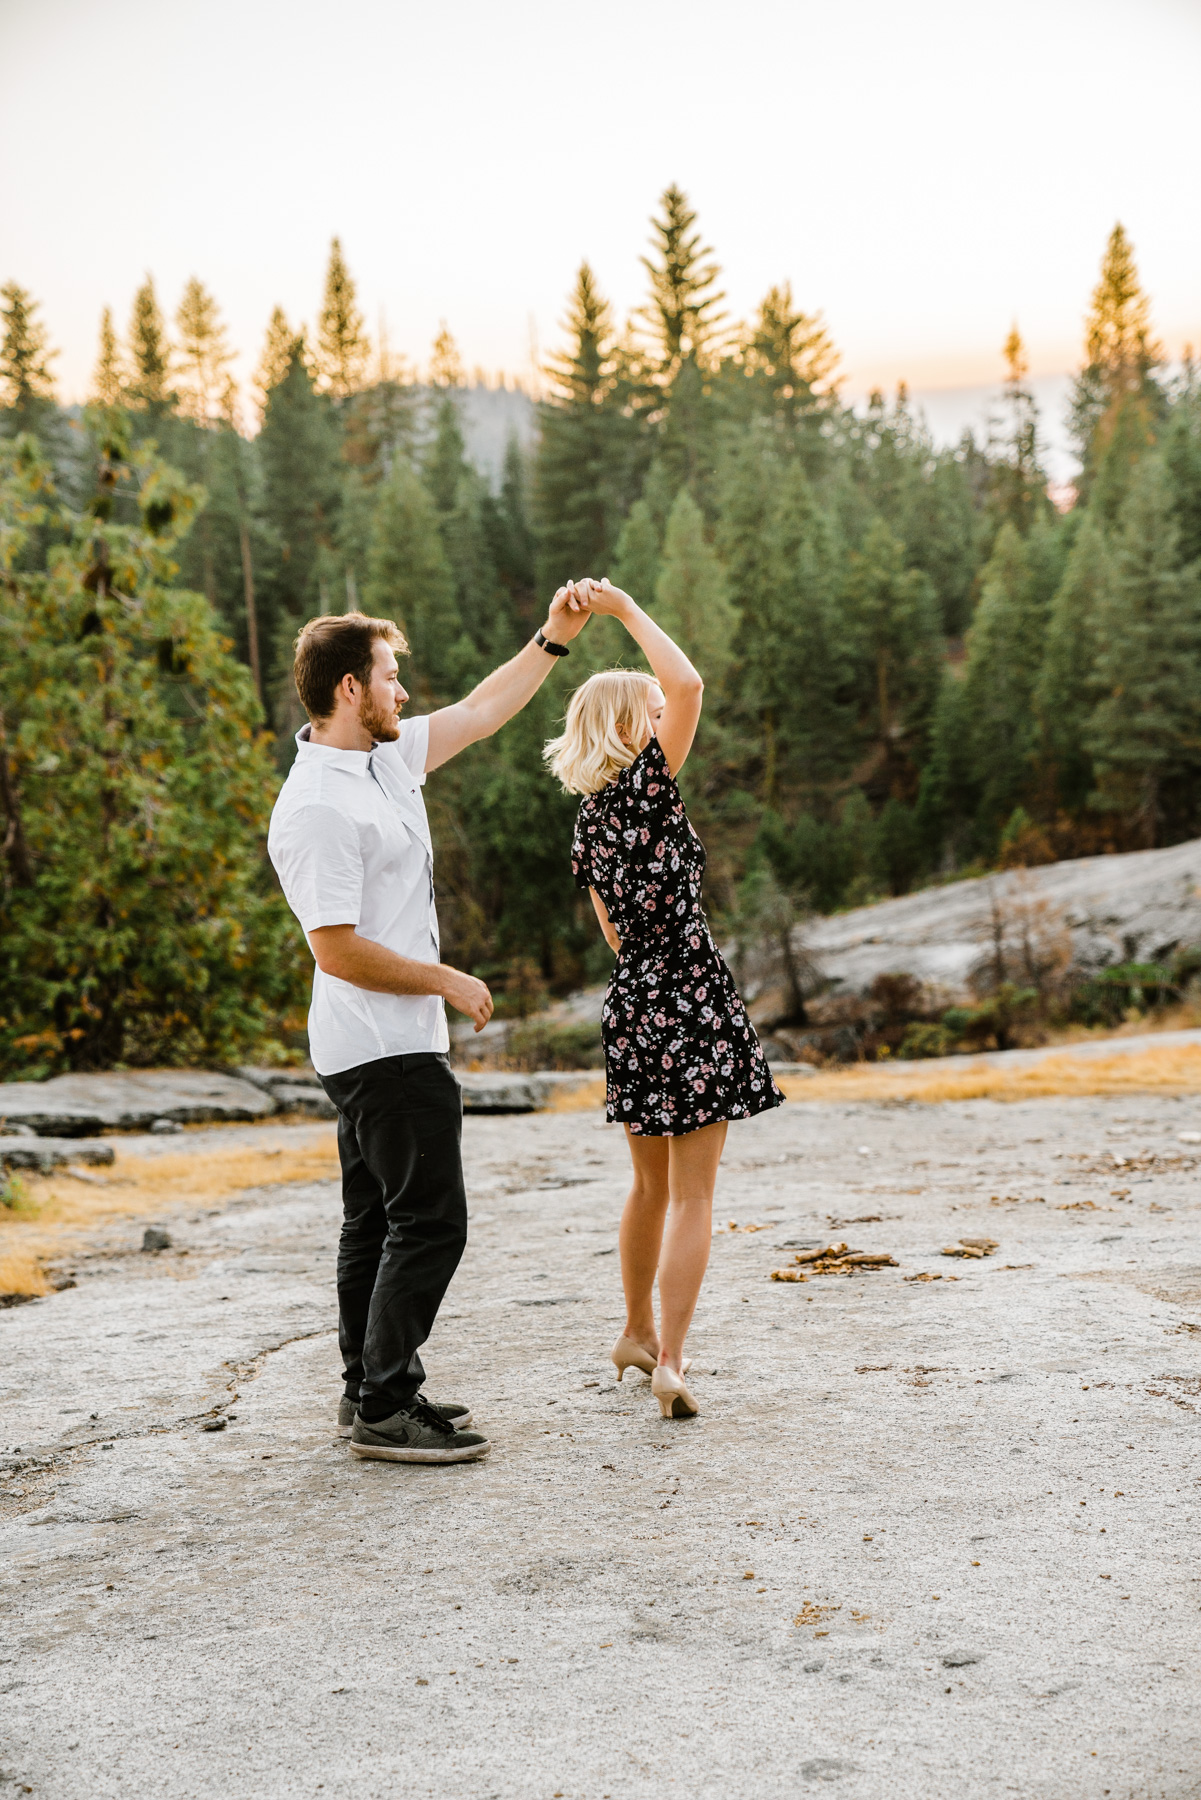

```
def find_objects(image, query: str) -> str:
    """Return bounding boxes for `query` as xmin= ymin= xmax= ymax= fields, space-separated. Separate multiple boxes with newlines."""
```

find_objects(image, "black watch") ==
xmin=534 ymin=628 xmax=570 ymax=657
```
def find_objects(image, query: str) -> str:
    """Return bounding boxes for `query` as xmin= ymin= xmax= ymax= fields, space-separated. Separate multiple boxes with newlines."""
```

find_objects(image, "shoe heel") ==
xmin=651 ymin=1364 xmax=698 ymax=1420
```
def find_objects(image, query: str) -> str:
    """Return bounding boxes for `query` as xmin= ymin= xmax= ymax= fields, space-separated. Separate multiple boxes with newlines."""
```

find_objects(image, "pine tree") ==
xmin=612 ymin=500 xmax=661 ymax=608
xmin=653 ymin=488 xmax=736 ymax=685
xmin=843 ymin=516 xmax=943 ymax=795
xmin=257 ymin=340 xmax=343 ymax=682
xmin=1034 ymin=515 xmax=1113 ymax=815
xmin=424 ymin=391 xmax=469 ymax=515
xmin=89 ymin=307 xmax=123 ymax=408
xmin=718 ymin=440 xmax=850 ymax=802
xmin=1086 ymin=455 xmax=1201 ymax=843
xmin=255 ymin=307 xmax=299 ymax=414
xmin=1070 ymin=223 xmax=1164 ymax=504
xmin=441 ymin=465 xmax=505 ymax=659
xmin=989 ymin=326 xmax=1048 ymax=534
xmin=535 ymin=263 xmax=627 ymax=591
xmin=316 ymin=237 xmax=369 ymax=399
xmin=735 ymin=282 xmax=838 ymax=434
xmin=915 ymin=666 xmax=977 ymax=867
xmin=638 ymin=185 xmax=726 ymax=375
xmin=1160 ymin=371 xmax=1201 ymax=570
xmin=365 ymin=461 xmax=472 ymax=705
xmin=341 ymin=371 xmax=416 ymax=485
xmin=902 ymin=446 xmax=981 ymax=637
xmin=127 ymin=277 xmax=172 ymax=412
xmin=429 ymin=322 xmax=464 ymax=390
xmin=420 ymin=390 xmax=505 ymax=654
xmin=175 ymin=278 xmax=233 ymax=423
xmin=635 ymin=186 xmax=727 ymax=493
xmin=0 ymin=283 xmax=57 ymax=428
xmin=491 ymin=435 xmax=537 ymax=625
xmin=961 ymin=523 xmax=1048 ymax=841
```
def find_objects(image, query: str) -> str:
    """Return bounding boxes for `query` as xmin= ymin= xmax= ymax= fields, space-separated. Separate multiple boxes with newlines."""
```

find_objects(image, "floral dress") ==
xmin=571 ymin=738 xmax=784 ymax=1136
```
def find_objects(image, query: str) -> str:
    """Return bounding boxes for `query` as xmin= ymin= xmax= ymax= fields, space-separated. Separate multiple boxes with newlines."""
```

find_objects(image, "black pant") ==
xmin=318 ymin=1053 xmax=467 ymax=1417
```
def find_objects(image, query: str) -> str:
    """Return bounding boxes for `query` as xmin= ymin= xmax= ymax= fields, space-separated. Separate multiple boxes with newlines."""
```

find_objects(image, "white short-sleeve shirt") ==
xmin=267 ymin=717 xmax=448 ymax=1075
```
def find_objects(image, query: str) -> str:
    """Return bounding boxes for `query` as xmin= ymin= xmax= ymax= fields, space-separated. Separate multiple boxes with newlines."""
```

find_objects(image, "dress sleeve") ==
xmin=571 ymin=805 xmax=593 ymax=891
xmin=637 ymin=737 xmax=674 ymax=814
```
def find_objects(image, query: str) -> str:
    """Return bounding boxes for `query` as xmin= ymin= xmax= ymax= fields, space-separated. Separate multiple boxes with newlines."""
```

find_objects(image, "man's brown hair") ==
xmin=292 ymin=612 xmax=409 ymax=721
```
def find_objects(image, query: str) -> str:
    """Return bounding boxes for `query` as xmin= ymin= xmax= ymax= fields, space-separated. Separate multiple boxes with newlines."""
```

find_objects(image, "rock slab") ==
xmin=0 ymin=1070 xmax=278 ymax=1138
xmin=0 ymin=1136 xmax=115 ymax=1171
xmin=800 ymin=836 xmax=1201 ymax=1003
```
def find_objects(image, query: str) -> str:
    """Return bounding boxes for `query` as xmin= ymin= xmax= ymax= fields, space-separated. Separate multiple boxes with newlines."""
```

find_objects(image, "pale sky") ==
xmin=2 ymin=0 xmax=1199 ymax=445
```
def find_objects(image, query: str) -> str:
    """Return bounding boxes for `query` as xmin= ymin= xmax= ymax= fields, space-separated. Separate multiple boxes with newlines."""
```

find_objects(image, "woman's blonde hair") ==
xmin=543 ymin=669 xmax=658 ymax=795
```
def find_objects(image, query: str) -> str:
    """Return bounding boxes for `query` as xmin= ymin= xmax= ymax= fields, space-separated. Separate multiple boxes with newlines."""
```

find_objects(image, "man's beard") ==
xmin=359 ymin=692 xmax=401 ymax=742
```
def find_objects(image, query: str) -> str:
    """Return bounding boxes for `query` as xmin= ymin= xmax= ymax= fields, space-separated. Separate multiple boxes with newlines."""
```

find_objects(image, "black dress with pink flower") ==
xmin=571 ymin=738 xmax=784 ymax=1137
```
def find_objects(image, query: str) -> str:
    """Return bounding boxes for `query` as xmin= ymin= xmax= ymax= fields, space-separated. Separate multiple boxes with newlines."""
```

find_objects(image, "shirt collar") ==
xmin=294 ymin=723 xmax=372 ymax=777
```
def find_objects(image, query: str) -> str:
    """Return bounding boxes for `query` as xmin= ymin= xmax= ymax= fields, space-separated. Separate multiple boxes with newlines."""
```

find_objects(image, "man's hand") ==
xmin=541 ymin=581 xmax=594 ymax=646
xmin=441 ymin=967 xmax=494 ymax=1032
xmin=308 ymin=926 xmax=493 ymax=1030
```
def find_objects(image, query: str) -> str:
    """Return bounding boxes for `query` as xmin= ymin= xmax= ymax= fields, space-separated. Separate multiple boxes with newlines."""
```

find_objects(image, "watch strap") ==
xmin=534 ymin=628 xmax=570 ymax=657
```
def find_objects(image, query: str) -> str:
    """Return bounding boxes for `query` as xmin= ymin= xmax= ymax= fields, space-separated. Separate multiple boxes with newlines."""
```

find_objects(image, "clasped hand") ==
xmin=544 ymin=577 xmax=634 ymax=642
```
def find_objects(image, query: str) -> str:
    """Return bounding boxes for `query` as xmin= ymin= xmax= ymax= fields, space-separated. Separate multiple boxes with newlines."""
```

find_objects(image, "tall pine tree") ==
xmin=1087 ymin=455 xmax=1201 ymax=843
xmin=843 ymin=516 xmax=942 ymax=798
xmin=0 ymin=283 xmax=57 ymax=433
xmin=1070 ymin=223 xmax=1164 ymax=513
xmin=535 ymin=263 xmax=625 ymax=591
xmin=175 ymin=278 xmax=234 ymax=424
xmin=126 ymin=277 xmax=172 ymax=413
xmin=89 ymin=308 xmax=123 ymax=409
xmin=365 ymin=461 xmax=472 ymax=705
xmin=316 ymin=238 xmax=369 ymax=399
xmin=257 ymin=338 xmax=343 ymax=709
xmin=961 ymin=523 xmax=1047 ymax=843
xmin=1034 ymin=515 xmax=1113 ymax=817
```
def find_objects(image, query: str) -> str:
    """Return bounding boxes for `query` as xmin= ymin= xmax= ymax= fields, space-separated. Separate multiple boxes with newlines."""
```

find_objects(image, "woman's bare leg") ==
xmin=657 ymin=1120 xmax=728 ymax=1372
xmin=619 ymin=1132 xmax=671 ymax=1356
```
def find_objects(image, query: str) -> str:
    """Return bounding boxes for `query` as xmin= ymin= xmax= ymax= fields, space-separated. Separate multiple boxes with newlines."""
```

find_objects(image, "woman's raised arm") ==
xmin=579 ymin=578 xmax=703 ymax=776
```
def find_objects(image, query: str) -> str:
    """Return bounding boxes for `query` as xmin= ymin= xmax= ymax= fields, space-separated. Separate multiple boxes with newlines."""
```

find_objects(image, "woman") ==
xmin=544 ymin=579 xmax=783 ymax=1419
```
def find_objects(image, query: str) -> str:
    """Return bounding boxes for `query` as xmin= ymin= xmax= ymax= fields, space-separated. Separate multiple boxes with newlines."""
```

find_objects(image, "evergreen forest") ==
xmin=1 ymin=195 xmax=1199 ymax=1075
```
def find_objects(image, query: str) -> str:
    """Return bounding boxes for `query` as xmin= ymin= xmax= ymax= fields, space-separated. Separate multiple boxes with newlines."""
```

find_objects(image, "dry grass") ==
xmin=0 ymin=1249 xmax=50 ymax=1298
xmin=776 ymin=1043 xmax=1201 ymax=1106
xmin=544 ymin=1078 xmax=607 ymax=1113
xmin=0 ymin=1134 xmax=340 ymax=1296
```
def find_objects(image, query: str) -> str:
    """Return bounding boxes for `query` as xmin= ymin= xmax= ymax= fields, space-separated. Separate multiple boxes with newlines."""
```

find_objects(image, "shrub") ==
xmin=0 ymin=428 xmax=307 ymax=1075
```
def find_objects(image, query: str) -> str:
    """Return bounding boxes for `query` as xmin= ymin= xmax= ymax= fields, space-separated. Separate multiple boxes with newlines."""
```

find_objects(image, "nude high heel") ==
xmin=611 ymin=1335 xmax=656 ymax=1381
xmin=611 ymin=1335 xmax=691 ymax=1382
xmin=651 ymin=1365 xmax=698 ymax=1419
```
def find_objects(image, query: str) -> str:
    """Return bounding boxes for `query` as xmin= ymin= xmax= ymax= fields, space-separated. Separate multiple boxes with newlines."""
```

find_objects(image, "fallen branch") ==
xmin=941 ymin=1237 xmax=999 ymax=1259
xmin=770 ymin=1242 xmax=899 ymax=1281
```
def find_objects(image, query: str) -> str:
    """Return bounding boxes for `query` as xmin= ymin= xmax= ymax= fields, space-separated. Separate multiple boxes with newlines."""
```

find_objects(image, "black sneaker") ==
xmin=336 ymin=1395 xmax=472 ymax=1438
xmin=350 ymin=1397 xmax=491 ymax=1464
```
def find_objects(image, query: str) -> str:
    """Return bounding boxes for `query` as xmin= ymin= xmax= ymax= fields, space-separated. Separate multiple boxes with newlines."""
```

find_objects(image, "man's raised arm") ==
xmin=424 ymin=584 xmax=591 ymax=772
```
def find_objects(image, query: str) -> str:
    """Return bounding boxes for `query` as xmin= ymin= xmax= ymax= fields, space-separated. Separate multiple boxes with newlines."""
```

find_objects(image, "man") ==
xmin=268 ymin=590 xmax=590 ymax=1463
